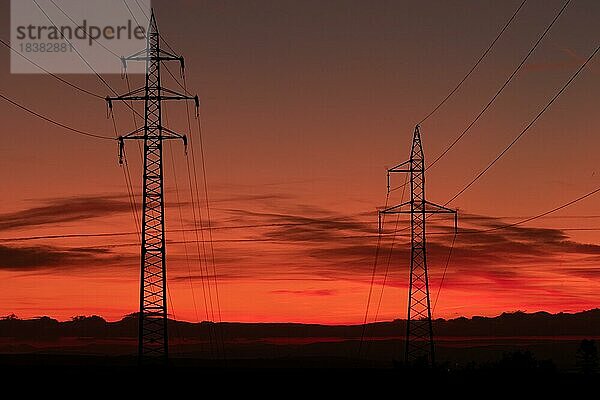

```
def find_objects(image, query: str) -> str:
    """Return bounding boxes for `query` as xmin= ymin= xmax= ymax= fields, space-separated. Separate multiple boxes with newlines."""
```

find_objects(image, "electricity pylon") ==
xmin=379 ymin=125 xmax=457 ymax=367
xmin=107 ymin=10 xmax=198 ymax=364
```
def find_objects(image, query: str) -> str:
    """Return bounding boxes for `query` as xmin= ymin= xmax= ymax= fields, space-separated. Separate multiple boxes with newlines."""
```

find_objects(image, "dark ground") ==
xmin=1 ymin=310 xmax=600 ymax=380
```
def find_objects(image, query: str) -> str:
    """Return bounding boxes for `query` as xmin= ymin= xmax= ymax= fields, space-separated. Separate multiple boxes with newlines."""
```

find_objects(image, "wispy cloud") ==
xmin=0 ymin=244 xmax=121 ymax=271
xmin=2 ymin=192 xmax=600 ymax=288
xmin=214 ymin=207 xmax=600 ymax=284
xmin=0 ymin=195 xmax=132 ymax=232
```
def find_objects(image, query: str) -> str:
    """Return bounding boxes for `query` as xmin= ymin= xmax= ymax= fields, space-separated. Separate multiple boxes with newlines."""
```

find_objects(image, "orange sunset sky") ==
xmin=1 ymin=0 xmax=599 ymax=324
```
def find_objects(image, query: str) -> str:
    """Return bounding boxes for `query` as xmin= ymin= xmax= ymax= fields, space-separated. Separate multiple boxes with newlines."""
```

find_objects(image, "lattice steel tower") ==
xmin=107 ymin=10 xmax=198 ymax=363
xmin=379 ymin=125 xmax=456 ymax=366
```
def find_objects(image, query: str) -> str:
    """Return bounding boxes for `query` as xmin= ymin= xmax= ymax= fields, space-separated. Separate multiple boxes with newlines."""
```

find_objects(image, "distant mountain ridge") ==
xmin=2 ymin=309 xmax=600 ymax=340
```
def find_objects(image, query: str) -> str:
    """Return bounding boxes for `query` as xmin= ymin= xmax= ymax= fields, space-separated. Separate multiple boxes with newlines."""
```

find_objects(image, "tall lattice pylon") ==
xmin=107 ymin=10 xmax=198 ymax=364
xmin=379 ymin=125 xmax=457 ymax=367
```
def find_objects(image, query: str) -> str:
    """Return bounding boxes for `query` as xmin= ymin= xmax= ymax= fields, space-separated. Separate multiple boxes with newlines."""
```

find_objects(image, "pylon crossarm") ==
xmin=122 ymin=48 xmax=148 ymax=61
xmin=379 ymin=201 xmax=411 ymax=215
xmin=161 ymin=126 xmax=187 ymax=142
xmin=123 ymin=55 xmax=158 ymax=62
xmin=161 ymin=87 xmax=197 ymax=102
xmin=108 ymin=94 xmax=195 ymax=102
xmin=118 ymin=127 xmax=145 ymax=140
xmin=424 ymin=200 xmax=457 ymax=214
xmin=120 ymin=135 xmax=146 ymax=141
xmin=119 ymin=130 xmax=187 ymax=142
xmin=107 ymin=87 xmax=146 ymax=103
xmin=388 ymin=160 xmax=411 ymax=173
xmin=378 ymin=201 xmax=411 ymax=233
xmin=156 ymin=48 xmax=182 ymax=61
xmin=424 ymin=201 xmax=458 ymax=233
xmin=123 ymin=50 xmax=182 ymax=63
xmin=386 ymin=160 xmax=410 ymax=191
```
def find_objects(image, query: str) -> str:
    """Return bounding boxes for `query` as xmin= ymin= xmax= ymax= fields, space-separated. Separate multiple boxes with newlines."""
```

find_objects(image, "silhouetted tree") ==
xmin=576 ymin=339 xmax=599 ymax=375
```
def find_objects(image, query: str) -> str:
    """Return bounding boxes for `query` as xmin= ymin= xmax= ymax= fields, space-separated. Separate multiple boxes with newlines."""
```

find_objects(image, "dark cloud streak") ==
xmin=0 ymin=244 xmax=122 ymax=271
xmin=0 ymin=195 xmax=132 ymax=232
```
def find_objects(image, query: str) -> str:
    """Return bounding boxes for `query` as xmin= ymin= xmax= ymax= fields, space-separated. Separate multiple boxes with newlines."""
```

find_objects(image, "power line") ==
xmin=3 ymin=27 xmax=144 ymax=255
xmin=432 ymin=229 xmax=457 ymax=315
xmin=389 ymin=0 xmax=573 ymax=194
xmin=3 ymin=223 xmax=599 ymax=248
xmin=183 ymin=73 xmax=226 ymax=358
xmin=446 ymin=43 xmax=599 ymax=205
xmin=47 ymin=0 xmax=151 ymax=175
xmin=361 ymin=175 xmax=409 ymax=358
xmin=32 ymin=0 xmax=116 ymax=96
xmin=0 ymin=34 xmax=142 ymax=146
xmin=133 ymin=0 xmax=150 ymax=21
xmin=164 ymin=63 xmax=192 ymax=95
xmin=0 ymin=38 xmax=103 ymax=99
xmin=169 ymin=140 xmax=200 ymax=323
xmin=419 ymin=0 xmax=527 ymax=124
xmin=48 ymin=0 xmax=121 ymax=58
xmin=111 ymin=113 xmax=142 ymax=243
xmin=0 ymin=92 xmax=113 ymax=140
xmin=164 ymin=104 xmax=201 ymax=333
xmin=357 ymin=192 xmax=389 ymax=356
xmin=32 ymin=0 xmax=144 ymax=120
xmin=0 ymin=220 xmax=381 ymax=242
xmin=184 ymin=131 xmax=217 ymax=349
xmin=478 ymin=185 xmax=600 ymax=234
xmin=194 ymin=109 xmax=224 ymax=326
xmin=4 ymin=208 xmax=600 ymax=244
xmin=431 ymin=183 xmax=600 ymax=315
xmin=122 ymin=0 xmax=143 ymax=29
xmin=426 ymin=0 xmax=571 ymax=171
xmin=121 ymin=148 xmax=141 ymax=235
xmin=372 ymin=175 xmax=408 ymax=325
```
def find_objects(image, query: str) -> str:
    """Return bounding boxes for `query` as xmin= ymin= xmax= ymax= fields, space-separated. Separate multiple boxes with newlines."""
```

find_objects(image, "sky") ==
xmin=0 ymin=0 xmax=599 ymax=324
